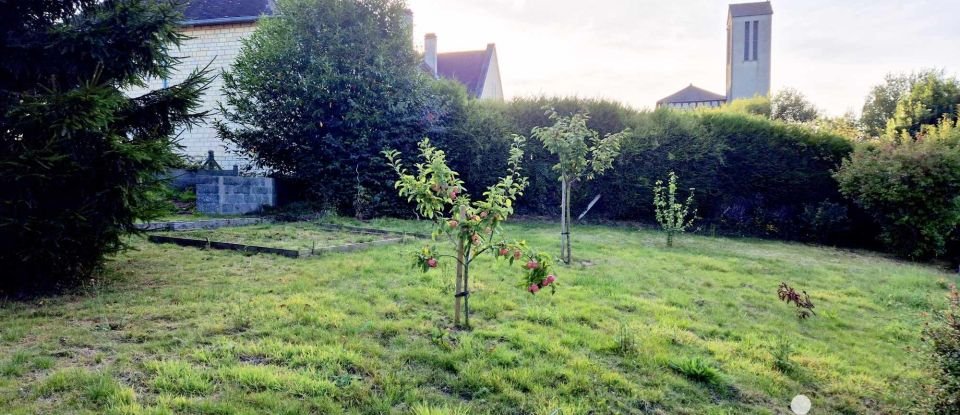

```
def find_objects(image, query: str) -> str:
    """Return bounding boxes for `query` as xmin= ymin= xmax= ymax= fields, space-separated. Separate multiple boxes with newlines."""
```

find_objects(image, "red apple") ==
xmin=499 ymin=248 xmax=510 ymax=256
xmin=427 ymin=258 xmax=438 ymax=268
xmin=526 ymin=260 xmax=539 ymax=270
xmin=513 ymin=250 xmax=522 ymax=260
xmin=448 ymin=220 xmax=459 ymax=229
xmin=528 ymin=283 xmax=540 ymax=294
xmin=545 ymin=275 xmax=557 ymax=285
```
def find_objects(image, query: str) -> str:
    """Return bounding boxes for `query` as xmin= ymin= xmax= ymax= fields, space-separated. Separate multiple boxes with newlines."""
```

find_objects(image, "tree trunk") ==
xmin=564 ymin=183 xmax=573 ymax=265
xmin=453 ymin=207 xmax=467 ymax=327
xmin=454 ymin=238 xmax=464 ymax=326
xmin=463 ymin=251 xmax=471 ymax=328
xmin=560 ymin=177 xmax=568 ymax=264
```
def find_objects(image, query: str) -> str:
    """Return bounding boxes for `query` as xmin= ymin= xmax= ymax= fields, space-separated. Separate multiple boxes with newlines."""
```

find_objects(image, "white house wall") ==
xmin=479 ymin=49 xmax=504 ymax=101
xmin=126 ymin=23 xmax=256 ymax=170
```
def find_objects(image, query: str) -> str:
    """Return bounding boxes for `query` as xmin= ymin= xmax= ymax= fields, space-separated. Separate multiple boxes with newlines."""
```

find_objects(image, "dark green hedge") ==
xmin=431 ymin=95 xmax=862 ymax=244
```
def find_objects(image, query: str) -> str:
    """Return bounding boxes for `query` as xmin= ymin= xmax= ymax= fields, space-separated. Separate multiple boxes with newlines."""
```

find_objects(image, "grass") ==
xmin=0 ymin=218 xmax=952 ymax=414
xmin=155 ymin=222 xmax=392 ymax=252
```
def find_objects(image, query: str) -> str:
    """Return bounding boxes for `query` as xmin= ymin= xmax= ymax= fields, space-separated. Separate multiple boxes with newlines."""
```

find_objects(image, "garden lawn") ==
xmin=0 ymin=219 xmax=950 ymax=414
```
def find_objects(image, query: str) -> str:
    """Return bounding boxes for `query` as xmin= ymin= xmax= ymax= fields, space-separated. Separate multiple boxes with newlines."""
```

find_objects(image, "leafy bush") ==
xmin=653 ymin=172 xmax=696 ymax=247
xmin=835 ymin=139 xmax=960 ymax=259
xmin=0 ymin=0 xmax=207 ymax=295
xmin=218 ymin=0 xmax=429 ymax=215
xmin=922 ymin=284 xmax=960 ymax=413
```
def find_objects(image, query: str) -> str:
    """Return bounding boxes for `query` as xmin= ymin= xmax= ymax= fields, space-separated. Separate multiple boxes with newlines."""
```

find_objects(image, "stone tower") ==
xmin=726 ymin=2 xmax=773 ymax=101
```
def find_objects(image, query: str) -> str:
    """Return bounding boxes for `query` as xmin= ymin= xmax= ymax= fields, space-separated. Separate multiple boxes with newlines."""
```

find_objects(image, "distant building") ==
xmin=657 ymin=1 xmax=773 ymax=109
xmin=422 ymin=34 xmax=505 ymax=101
xmin=656 ymin=84 xmax=727 ymax=109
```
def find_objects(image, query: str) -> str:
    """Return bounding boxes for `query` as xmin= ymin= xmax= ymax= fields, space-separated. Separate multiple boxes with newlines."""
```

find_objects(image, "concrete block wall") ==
xmin=196 ymin=176 xmax=275 ymax=215
xmin=126 ymin=23 xmax=258 ymax=170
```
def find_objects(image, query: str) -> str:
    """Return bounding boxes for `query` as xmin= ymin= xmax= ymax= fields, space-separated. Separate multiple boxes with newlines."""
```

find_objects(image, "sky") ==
xmin=405 ymin=0 xmax=960 ymax=116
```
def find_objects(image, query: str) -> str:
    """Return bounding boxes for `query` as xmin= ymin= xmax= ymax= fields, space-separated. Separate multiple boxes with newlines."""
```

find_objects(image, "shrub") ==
xmin=653 ymin=171 xmax=696 ymax=247
xmin=218 ymin=0 xmax=429 ymax=215
xmin=922 ymin=284 xmax=960 ymax=413
xmin=835 ymin=139 xmax=960 ymax=259
xmin=669 ymin=357 xmax=722 ymax=385
xmin=0 ymin=0 xmax=208 ymax=295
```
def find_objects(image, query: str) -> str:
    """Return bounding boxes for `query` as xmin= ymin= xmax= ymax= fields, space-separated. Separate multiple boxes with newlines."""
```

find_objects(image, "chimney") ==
xmin=424 ymin=33 xmax=438 ymax=78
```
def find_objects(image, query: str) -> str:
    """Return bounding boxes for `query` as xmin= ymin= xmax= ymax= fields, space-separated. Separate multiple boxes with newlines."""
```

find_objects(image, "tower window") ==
xmin=752 ymin=20 xmax=759 ymax=61
xmin=744 ymin=21 xmax=750 ymax=61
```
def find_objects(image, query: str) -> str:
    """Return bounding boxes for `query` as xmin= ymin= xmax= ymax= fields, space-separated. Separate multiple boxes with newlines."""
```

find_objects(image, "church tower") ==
xmin=726 ymin=2 xmax=773 ymax=101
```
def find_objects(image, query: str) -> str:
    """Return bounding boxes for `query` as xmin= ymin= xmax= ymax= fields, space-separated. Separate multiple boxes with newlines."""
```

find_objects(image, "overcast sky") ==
xmin=405 ymin=0 xmax=960 ymax=116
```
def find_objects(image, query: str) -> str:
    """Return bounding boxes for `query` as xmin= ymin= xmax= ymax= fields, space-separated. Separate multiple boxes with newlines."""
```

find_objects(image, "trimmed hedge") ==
xmin=430 ymin=96 xmax=860 ymax=244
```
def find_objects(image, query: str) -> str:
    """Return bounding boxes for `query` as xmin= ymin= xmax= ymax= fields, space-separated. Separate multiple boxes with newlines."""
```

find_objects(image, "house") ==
xmin=422 ymin=34 xmax=505 ymax=101
xmin=657 ymin=1 xmax=773 ymax=109
xmin=126 ymin=0 xmax=274 ymax=169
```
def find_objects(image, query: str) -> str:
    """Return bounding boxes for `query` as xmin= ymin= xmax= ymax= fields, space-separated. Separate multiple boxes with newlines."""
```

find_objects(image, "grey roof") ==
xmin=182 ymin=0 xmax=273 ymax=26
xmin=729 ymin=2 xmax=773 ymax=18
xmin=657 ymin=84 xmax=727 ymax=105
xmin=435 ymin=45 xmax=496 ymax=98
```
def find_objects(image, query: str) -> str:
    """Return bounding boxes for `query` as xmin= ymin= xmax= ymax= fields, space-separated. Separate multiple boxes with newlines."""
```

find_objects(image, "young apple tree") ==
xmin=653 ymin=171 xmax=697 ymax=247
xmin=385 ymin=138 xmax=558 ymax=328
xmin=529 ymin=107 xmax=627 ymax=264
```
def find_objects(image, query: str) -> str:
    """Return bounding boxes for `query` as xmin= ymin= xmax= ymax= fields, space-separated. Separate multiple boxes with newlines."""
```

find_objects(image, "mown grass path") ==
xmin=0 ymin=220 xmax=949 ymax=414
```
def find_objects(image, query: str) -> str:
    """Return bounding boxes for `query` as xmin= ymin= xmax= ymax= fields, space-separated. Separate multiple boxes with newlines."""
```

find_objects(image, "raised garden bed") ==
xmin=147 ymin=221 xmax=414 ymax=258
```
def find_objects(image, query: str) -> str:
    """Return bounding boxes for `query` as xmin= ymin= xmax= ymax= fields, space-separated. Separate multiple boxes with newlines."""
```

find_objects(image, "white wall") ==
xmin=479 ymin=47 xmax=504 ymax=101
xmin=126 ymin=23 xmax=257 ymax=170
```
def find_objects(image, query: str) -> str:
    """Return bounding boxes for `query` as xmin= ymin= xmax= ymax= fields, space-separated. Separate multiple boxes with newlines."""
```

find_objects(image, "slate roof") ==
xmin=435 ymin=44 xmax=496 ymax=98
xmin=657 ymin=84 xmax=727 ymax=105
xmin=729 ymin=2 xmax=773 ymax=18
xmin=182 ymin=0 xmax=273 ymax=26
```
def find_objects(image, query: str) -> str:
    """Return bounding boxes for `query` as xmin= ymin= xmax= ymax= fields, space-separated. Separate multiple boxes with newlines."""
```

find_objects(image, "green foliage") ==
xmin=835 ymin=138 xmax=960 ymax=259
xmin=653 ymin=172 xmax=696 ymax=247
xmin=445 ymin=97 xmax=854 ymax=244
xmin=532 ymin=107 xmax=626 ymax=182
xmin=771 ymin=88 xmax=819 ymax=123
xmin=723 ymin=95 xmax=772 ymax=118
xmin=770 ymin=337 xmax=797 ymax=375
xmin=218 ymin=0 xmax=428 ymax=214
xmin=922 ymin=284 xmax=960 ymax=414
xmin=0 ymin=0 xmax=208 ymax=295
xmin=886 ymin=71 xmax=960 ymax=140
xmin=669 ymin=357 xmax=722 ymax=385
xmin=862 ymin=70 xmax=936 ymax=138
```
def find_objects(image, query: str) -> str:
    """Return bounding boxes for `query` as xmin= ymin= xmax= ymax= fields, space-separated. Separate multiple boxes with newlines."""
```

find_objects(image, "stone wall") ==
xmin=196 ymin=176 xmax=275 ymax=215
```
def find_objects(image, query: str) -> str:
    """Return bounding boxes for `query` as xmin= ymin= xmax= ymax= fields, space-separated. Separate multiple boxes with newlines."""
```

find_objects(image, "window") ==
xmin=752 ymin=20 xmax=759 ymax=61
xmin=744 ymin=21 xmax=750 ymax=61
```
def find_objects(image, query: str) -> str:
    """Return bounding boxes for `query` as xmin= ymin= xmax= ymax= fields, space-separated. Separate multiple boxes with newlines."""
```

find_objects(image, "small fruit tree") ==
xmin=653 ymin=171 xmax=697 ymax=247
xmin=385 ymin=138 xmax=558 ymax=328
xmin=529 ymin=107 xmax=627 ymax=264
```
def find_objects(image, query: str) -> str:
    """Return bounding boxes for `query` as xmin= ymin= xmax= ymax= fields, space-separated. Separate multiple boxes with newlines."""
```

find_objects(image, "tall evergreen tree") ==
xmin=0 ymin=0 xmax=209 ymax=295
